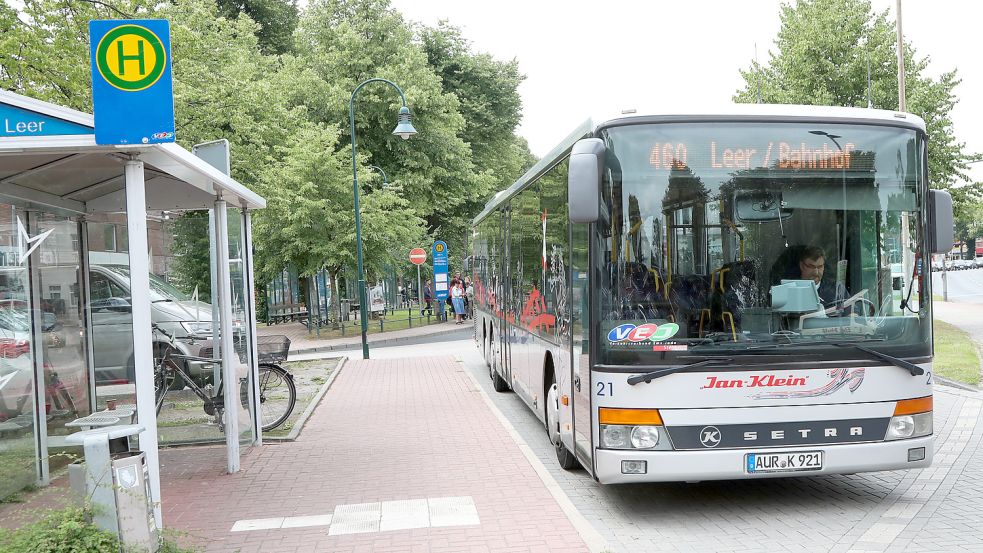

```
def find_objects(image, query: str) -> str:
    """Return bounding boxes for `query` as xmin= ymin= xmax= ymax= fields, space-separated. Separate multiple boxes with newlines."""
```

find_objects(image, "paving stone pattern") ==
xmin=458 ymin=346 xmax=983 ymax=553
xmin=160 ymin=356 xmax=588 ymax=552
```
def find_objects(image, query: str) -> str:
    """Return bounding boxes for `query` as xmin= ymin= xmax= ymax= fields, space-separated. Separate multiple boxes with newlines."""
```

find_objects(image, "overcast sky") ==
xmin=389 ymin=0 xmax=982 ymax=184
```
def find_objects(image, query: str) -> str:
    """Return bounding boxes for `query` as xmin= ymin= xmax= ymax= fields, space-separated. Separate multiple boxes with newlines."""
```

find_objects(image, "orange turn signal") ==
xmin=894 ymin=396 xmax=933 ymax=416
xmin=598 ymin=407 xmax=663 ymax=426
xmin=560 ymin=395 xmax=569 ymax=406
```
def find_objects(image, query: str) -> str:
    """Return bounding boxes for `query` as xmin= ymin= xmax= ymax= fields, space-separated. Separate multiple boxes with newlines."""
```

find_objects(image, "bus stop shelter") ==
xmin=0 ymin=89 xmax=266 ymax=526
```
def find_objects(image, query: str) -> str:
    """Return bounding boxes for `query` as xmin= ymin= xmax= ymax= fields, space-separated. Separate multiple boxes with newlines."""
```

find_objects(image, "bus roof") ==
xmin=591 ymin=103 xmax=926 ymax=134
xmin=473 ymin=104 xmax=926 ymax=224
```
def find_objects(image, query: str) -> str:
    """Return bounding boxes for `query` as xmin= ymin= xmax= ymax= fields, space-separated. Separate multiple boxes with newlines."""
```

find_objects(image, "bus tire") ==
xmin=547 ymin=376 xmax=578 ymax=470
xmin=491 ymin=358 xmax=510 ymax=392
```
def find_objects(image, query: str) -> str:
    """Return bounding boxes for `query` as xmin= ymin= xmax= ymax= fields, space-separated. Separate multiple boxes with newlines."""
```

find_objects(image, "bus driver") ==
xmin=798 ymin=245 xmax=840 ymax=306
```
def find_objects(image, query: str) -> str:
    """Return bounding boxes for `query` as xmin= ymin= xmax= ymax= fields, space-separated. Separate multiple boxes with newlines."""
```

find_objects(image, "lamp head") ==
xmin=393 ymin=106 xmax=417 ymax=140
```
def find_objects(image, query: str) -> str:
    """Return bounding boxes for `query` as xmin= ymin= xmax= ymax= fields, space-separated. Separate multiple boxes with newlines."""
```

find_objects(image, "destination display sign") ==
xmin=648 ymin=140 xmax=862 ymax=172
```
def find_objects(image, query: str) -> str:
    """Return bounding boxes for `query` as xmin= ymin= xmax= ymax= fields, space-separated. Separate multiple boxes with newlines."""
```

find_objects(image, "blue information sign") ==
xmin=89 ymin=19 xmax=175 ymax=145
xmin=433 ymin=240 xmax=449 ymax=300
xmin=0 ymin=103 xmax=92 ymax=137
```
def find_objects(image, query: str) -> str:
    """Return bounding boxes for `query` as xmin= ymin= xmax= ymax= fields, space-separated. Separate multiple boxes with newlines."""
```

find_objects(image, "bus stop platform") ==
xmin=159 ymin=356 xmax=591 ymax=552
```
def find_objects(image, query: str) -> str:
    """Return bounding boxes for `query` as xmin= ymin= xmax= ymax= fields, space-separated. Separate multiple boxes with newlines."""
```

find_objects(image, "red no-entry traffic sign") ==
xmin=409 ymin=248 xmax=427 ymax=265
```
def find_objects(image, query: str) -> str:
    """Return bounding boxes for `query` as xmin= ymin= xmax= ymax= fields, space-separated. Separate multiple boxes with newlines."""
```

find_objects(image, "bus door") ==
xmin=571 ymin=222 xmax=593 ymax=471
xmin=499 ymin=206 xmax=512 ymax=386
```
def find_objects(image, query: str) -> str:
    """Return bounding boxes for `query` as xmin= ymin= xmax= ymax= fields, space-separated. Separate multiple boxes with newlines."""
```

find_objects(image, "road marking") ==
xmin=231 ymin=517 xmax=283 ymax=532
xmin=328 ymin=502 xmax=380 ymax=535
xmin=230 ymin=496 xmax=479 ymax=535
xmin=280 ymin=514 xmax=332 ymax=528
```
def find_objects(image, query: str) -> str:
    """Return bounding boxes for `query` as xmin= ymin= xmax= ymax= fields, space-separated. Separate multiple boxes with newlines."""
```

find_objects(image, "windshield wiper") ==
xmin=152 ymin=298 xmax=174 ymax=303
xmin=627 ymin=358 xmax=733 ymax=386
xmin=738 ymin=339 xmax=922 ymax=376
xmin=833 ymin=343 xmax=924 ymax=376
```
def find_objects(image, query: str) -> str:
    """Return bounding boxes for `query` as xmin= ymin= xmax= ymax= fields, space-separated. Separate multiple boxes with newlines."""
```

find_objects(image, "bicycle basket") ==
xmin=197 ymin=335 xmax=290 ymax=364
xmin=257 ymin=335 xmax=290 ymax=363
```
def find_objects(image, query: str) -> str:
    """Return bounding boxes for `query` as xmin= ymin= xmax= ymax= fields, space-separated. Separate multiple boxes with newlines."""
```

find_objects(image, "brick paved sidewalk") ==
xmin=161 ymin=356 xmax=589 ymax=552
xmin=258 ymin=319 xmax=467 ymax=354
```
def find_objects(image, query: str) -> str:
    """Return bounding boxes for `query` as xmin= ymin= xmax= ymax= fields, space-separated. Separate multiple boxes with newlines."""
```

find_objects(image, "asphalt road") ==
xmin=932 ymin=267 xmax=983 ymax=304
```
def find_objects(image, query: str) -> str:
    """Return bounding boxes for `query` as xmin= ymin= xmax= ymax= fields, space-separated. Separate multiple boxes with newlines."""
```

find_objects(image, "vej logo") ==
xmin=607 ymin=322 xmax=679 ymax=343
xmin=95 ymin=24 xmax=167 ymax=92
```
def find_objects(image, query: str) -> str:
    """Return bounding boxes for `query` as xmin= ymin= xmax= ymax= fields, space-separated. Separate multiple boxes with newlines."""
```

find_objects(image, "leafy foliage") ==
xmin=0 ymin=506 xmax=198 ymax=553
xmin=0 ymin=507 xmax=119 ymax=553
xmin=215 ymin=0 xmax=299 ymax=54
xmin=0 ymin=0 xmax=530 ymax=299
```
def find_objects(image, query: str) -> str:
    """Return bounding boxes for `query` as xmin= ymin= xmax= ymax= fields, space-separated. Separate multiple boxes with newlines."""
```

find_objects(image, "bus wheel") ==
xmin=491 ymin=356 xmax=509 ymax=393
xmin=547 ymin=377 xmax=577 ymax=469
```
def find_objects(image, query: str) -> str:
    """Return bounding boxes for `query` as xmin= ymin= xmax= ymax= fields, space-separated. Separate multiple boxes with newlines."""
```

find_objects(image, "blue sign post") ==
xmin=89 ymin=19 xmax=175 ymax=145
xmin=433 ymin=240 xmax=449 ymax=320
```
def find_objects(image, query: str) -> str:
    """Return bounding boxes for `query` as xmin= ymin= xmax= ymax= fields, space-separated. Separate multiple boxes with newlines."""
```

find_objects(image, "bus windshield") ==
xmin=595 ymin=121 xmax=929 ymax=365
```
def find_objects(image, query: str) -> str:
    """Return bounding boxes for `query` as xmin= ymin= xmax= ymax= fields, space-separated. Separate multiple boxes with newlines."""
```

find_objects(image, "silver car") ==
xmin=90 ymin=264 xmax=213 ymax=384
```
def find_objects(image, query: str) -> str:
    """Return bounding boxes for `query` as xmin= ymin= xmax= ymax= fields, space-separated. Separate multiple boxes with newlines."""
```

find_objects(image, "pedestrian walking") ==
xmin=422 ymin=280 xmax=433 ymax=316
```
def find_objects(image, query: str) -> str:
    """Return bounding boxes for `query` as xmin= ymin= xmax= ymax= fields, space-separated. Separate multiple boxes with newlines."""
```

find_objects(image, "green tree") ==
xmin=734 ymin=0 xmax=979 ymax=191
xmin=416 ymin=21 xmax=535 ymax=264
xmin=251 ymin=123 xmax=427 ymax=323
xmin=1 ymin=0 xmax=310 ymax=296
xmin=951 ymin=183 xmax=983 ymax=256
xmin=294 ymin=2 xmax=533 ymax=272
xmin=215 ymin=0 xmax=299 ymax=54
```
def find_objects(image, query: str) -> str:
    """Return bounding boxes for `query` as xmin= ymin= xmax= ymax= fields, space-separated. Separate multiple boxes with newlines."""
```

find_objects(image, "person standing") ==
xmin=451 ymin=278 xmax=466 ymax=324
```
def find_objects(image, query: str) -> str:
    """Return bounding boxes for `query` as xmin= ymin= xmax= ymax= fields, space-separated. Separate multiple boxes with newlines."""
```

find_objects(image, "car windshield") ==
xmin=100 ymin=265 xmax=191 ymax=302
xmin=595 ymin=121 xmax=930 ymax=365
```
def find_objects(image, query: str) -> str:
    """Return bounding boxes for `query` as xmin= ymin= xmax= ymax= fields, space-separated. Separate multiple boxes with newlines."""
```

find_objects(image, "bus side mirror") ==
xmin=568 ymin=138 xmax=605 ymax=223
xmin=928 ymin=189 xmax=954 ymax=255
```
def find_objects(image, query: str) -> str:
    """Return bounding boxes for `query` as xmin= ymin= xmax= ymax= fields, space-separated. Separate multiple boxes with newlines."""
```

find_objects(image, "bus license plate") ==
xmin=746 ymin=451 xmax=823 ymax=474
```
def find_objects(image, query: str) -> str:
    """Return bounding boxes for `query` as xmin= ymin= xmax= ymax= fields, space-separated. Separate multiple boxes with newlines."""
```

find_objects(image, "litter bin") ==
xmin=66 ymin=424 xmax=159 ymax=552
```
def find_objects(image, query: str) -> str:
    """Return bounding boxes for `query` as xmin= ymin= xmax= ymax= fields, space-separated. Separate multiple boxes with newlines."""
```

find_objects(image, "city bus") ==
xmin=470 ymin=104 xmax=953 ymax=483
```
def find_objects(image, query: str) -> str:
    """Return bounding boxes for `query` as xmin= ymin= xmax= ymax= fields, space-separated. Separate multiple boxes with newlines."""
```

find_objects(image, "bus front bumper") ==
xmin=594 ymin=436 xmax=933 ymax=483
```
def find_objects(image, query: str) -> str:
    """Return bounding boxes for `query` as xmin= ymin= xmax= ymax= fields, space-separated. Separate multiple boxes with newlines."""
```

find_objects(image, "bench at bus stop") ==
xmin=267 ymin=303 xmax=308 ymax=325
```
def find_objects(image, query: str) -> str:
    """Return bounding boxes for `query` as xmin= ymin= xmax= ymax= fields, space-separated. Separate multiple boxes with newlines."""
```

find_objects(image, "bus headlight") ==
xmin=630 ymin=426 xmax=660 ymax=448
xmin=885 ymin=412 xmax=932 ymax=440
xmin=600 ymin=425 xmax=672 ymax=450
xmin=600 ymin=425 xmax=630 ymax=449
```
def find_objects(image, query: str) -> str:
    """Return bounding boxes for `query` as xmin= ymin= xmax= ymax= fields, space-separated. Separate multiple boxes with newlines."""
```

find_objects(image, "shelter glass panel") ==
xmin=36 ymin=212 xmax=91 ymax=472
xmin=228 ymin=208 xmax=254 ymax=445
xmin=0 ymin=203 xmax=38 ymax=500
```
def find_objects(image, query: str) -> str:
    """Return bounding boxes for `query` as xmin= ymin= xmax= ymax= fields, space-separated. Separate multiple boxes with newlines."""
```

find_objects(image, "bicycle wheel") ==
xmin=253 ymin=363 xmax=296 ymax=432
xmin=154 ymin=361 xmax=176 ymax=415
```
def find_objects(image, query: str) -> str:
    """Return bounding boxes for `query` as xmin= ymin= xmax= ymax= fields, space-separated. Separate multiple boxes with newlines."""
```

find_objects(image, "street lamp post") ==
xmin=369 ymin=165 xmax=389 ymax=187
xmin=349 ymin=78 xmax=417 ymax=359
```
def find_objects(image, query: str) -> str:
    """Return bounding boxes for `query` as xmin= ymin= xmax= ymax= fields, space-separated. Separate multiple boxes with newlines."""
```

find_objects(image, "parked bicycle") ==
xmin=152 ymin=324 xmax=296 ymax=432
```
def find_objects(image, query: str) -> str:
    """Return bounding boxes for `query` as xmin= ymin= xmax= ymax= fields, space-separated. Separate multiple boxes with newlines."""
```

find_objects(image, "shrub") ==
xmin=0 ymin=507 xmax=118 ymax=553
xmin=0 ymin=506 xmax=197 ymax=553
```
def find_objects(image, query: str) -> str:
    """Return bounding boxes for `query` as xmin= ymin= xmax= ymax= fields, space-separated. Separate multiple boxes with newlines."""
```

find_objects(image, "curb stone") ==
xmin=289 ymin=325 xmax=471 ymax=355
xmin=264 ymin=356 xmax=347 ymax=442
